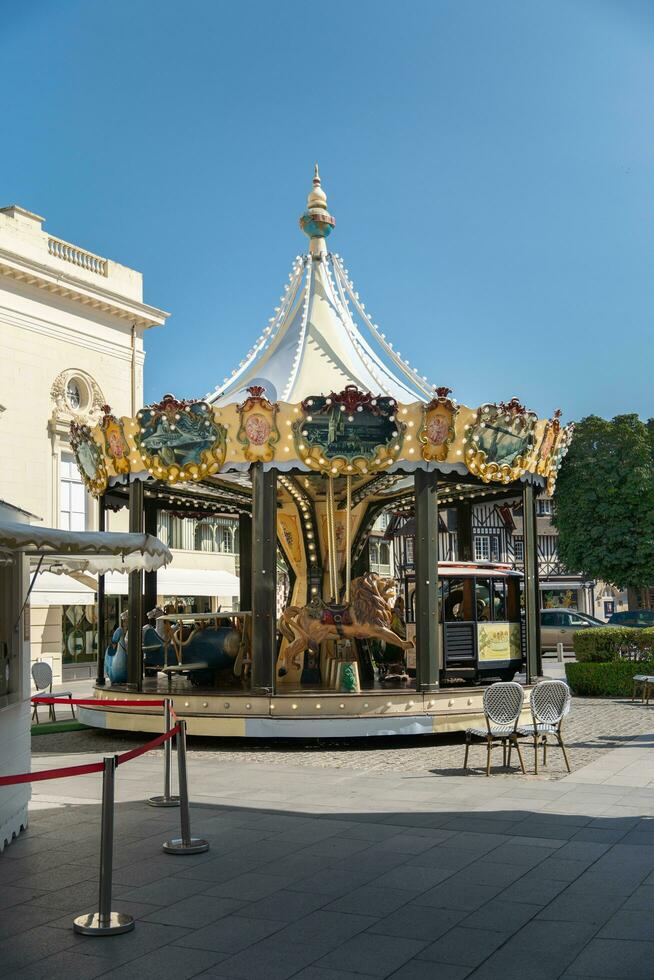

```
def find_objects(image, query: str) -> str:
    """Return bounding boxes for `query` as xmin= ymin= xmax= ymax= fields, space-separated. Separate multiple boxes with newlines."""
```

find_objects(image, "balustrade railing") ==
xmin=47 ymin=236 xmax=108 ymax=276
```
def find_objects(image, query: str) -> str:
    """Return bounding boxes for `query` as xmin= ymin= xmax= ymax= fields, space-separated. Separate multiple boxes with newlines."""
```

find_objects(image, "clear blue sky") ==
xmin=4 ymin=0 xmax=653 ymax=422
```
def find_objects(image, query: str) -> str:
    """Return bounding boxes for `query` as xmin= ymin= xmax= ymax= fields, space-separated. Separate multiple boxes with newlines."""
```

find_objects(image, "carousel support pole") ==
xmin=143 ymin=499 xmax=158 ymax=620
xmin=239 ymin=513 xmax=252 ymax=612
xmin=523 ymin=483 xmax=542 ymax=683
xmin=96 ymin=494 xmax=106 ymax=687
xmin=414 ymin=469 xmax=441 ymax=693
xmin=251 ymin=464 xmax=277 ymax=694
xmin=456 ymin=499 xmax=473 ymax=562
xmin=128 ymin=479 xmax=144 ymax=690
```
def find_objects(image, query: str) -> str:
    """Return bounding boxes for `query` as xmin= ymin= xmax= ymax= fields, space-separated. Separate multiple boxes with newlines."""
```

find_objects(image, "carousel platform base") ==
xmin=78 ymin=682 xmax=534 ymax=739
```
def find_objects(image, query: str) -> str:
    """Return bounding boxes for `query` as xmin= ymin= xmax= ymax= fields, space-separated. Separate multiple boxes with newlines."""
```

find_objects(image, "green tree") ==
xmin=553 ymin=415 xmax=654 ymax=589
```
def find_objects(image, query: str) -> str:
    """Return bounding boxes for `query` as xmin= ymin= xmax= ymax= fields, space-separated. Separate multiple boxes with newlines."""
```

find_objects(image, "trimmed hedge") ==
xmin=565 ymin=659 xmax=654 ymax=697
xmin=573 ymin=626 xmax=654 ymax=662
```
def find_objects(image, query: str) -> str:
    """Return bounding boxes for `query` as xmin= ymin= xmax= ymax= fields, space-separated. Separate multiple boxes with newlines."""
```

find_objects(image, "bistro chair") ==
xmin=463 ymin=681 xmax=526 ymax=777
xmin=516 ymin=679 xmax=571 ymax=774
xmin=632 ymin=674 xmax=654 ymax=705
xmin=31 ymin=662 xmax=75 ymax=724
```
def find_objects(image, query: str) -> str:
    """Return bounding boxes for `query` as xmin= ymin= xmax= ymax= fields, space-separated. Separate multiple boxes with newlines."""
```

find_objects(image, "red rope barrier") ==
xmin=116 ymin=724 xmax=179 ymax=766
xmin=0 ymin=724 xmax=179 ymax=786
xmin=31 ymin=697 xmax=167 ymax=707
xmin=0 ymin=760 xmax=105 ymax=786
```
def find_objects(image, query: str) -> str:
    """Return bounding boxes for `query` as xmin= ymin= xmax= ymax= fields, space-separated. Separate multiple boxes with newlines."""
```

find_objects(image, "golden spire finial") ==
xmin=300 ymin=163 xmax=335 ymax=240
xmin=307 ymin=162 xmax=328 ymax=212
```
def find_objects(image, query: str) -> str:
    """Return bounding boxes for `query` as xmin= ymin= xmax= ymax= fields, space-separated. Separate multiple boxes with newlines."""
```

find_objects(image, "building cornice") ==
xmin=0 ymin=247 xmax=169 ymax=329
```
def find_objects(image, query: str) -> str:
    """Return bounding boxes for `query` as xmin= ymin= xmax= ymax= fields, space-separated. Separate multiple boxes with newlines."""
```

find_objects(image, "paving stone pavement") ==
xmin=34 ymin=696 xmax=654 ymax=779
xmin=4 ymin=695 xmax=653 ymax=978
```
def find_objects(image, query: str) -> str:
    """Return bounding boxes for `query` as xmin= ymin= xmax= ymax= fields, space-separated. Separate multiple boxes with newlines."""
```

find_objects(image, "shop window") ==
xmin=60 ymin=453 xmax=87 ymax=531
xmin=62 ymin=605 xmax=97 ymax=666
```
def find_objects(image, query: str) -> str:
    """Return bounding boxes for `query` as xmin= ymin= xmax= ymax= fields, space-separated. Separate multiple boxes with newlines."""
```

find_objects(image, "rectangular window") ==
xmin=537 ymin=498 xmax=553 ymax=516
xmin=514 ymin=537 xmax=524 ymax=562
xmin=60 ymin=453 xmax=86 ymax=531
xmin=474 ymin=536 xmax=490 ymax=562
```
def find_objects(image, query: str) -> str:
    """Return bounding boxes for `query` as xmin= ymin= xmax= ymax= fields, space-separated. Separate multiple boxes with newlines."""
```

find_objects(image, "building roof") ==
xmin=208 ymin=167 xmax=435 ymax=407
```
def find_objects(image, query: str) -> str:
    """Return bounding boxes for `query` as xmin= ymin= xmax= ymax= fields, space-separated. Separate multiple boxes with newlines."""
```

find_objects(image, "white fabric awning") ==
xmin=0 ymin=521 xmax=172 ymax=574
xmin=31 ymin=571 xmax=96 ymax=607
xmin=105 ymin=566 xmax=240 ymax=598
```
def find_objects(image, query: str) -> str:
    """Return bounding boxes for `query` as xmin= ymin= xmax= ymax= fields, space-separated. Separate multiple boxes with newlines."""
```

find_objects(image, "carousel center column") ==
xmin=414 ymin=468 xmax=441 ymax=693
xmin=96 ymin=493 xmax=107 ymax=687
xmin=127 ymin=478 xmax=144 ymax=690
xmin=522 ymin=482 xmax=542 ymax=683
xmin=251 ymin=463 xmax=277 ymax=694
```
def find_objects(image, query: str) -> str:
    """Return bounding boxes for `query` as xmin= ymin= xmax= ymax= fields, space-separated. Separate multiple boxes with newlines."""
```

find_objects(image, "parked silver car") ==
xmin=540 ymin=608 xmax=603 ymax=652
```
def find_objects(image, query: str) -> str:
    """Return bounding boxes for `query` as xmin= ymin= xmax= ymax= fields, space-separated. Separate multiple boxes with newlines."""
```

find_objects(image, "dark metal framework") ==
xmin=95 ymin=460 xmax=544 ymax=695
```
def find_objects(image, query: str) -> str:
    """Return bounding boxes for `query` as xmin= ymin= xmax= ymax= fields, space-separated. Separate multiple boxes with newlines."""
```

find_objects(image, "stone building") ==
xmin=0 ymin=204 xmax=168 ymax=682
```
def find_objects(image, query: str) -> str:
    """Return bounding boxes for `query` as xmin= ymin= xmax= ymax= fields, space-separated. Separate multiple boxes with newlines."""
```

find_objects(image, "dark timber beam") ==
xmin=239 ymin=513 xmax=252 ymax=612
xmin=522 ymin=482 xmax=542 ymax=683
xmin=251 ymin=464 xmax=277 ymax=693
xmin=414 ymin=469 xmax=441 ymax=692
xmin=96 ymin=494 xmax=106 ymax=687
xmin=127 ymin=479 xmax=144 ymax=690
xmin=456 ymin=499 xmax=473 ymax=562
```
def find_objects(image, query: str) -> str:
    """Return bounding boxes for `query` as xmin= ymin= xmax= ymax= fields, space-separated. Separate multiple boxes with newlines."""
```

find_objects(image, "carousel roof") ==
xmin=207 ymin=167 xmax=434 ymax=407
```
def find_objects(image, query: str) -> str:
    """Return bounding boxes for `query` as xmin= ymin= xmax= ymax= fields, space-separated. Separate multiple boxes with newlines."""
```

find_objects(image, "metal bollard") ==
xmin=148 ymin=699 xmax=180 ymax=808
xmin=73 ymin=756 xmax=135 ymax=935
xmin=557 ymin=642 xmax=564 ymax=663
xmin=163 ymin=720 xmax=209 ymax=855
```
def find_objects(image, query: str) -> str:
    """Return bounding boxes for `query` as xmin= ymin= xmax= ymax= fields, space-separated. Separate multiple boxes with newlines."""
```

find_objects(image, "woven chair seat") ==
xmin=466 ymin=726 xmax=516 ymax=739
xmin=517 ymin=723 xmax=557 ymax=736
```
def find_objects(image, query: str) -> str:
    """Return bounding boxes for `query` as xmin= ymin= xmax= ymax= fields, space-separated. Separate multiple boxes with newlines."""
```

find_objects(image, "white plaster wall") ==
xmin=0 ymin=505 xmax=31 ymax=850
xmin=0 ymin=205 xmax=165 ymax=683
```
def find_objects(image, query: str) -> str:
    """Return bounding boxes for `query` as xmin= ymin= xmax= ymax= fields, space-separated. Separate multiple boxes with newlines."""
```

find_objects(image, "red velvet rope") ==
xmin=116 ymin=724 xmax=179 ymax=766
xmin=31 ymin=697 xmax=167 ymax=707
xmin=0 ymin=761 xmax=105 ymax=785
xmin=0 ymin=724 xmax=179 ymax=786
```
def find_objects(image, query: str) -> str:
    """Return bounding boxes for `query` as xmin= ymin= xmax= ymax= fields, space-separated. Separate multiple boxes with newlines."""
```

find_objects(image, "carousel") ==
xmin=70 ymin=167 xmax=572 ymax=737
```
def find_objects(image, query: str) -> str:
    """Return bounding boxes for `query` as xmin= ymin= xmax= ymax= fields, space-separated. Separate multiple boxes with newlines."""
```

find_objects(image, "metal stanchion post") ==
xmin=163 ymin=720 xmax=209 ymax=855
xmin=73 ymin=756 xmax=135 ymax=935
xmin=148 ymin=698 xmax=180 ymax=807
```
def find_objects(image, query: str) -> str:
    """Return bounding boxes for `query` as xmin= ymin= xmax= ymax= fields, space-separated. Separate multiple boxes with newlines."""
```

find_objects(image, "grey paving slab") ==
xmin=172 ymin=913 xmax=284 ymax=953
xmin=622 ymin=884 xmax=654 ymax=910
xmin=142 ymin=893 xmax=246 ymax=927
xmin=495 ymin=873 xmax=570 ymax=906
xmin=367 ymin=904 xmax=466 ymax=941
xmin=566 ymin=938 xmax=654 ymax=978
xmin=234 ymin=888 xmax=331 ymax=922
xmin=417 ymin=926 xmax=508 ymax=967
xmin=325 ymin=884 xmax=416 ymax=917
xmin=7 ymin=949 xmax=111 ymax=979
xmin=96 ymin=946 xmax=228 ymax=979
xmin=291 ymin=860 xmax=384 ymax=891
xmin=460 ymin=899 xmax=541 ymax=935
xmin=412 ymin=881 xmax=503 ymax=912
xmin=597 ymin=908 xmax=654 ymax=941
xmin=315 ymin=932 xmax=429 ymax=977
xmin=199 ymin=937 xmax=329 ymax=980
xmin=387 ymin=963 xmax=472 ymax=980
xmin=271 ymin=910 xmax=378 ymax=948
xmin=204 ymin=871 xmax=301 ymax=901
